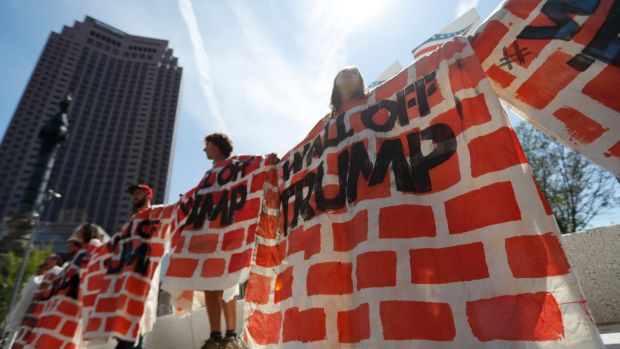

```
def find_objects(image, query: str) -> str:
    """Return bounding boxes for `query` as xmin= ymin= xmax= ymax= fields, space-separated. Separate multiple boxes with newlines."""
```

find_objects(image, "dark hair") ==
xmin=330 ymin=66 xmax=368 ymax=114
xmin=205 ymin=133 xmax=234 ymax=158
xmin=47 ymin=253 xmax=62 ymax=266
xmin=80 ymin=223 xmax=105 ymax=243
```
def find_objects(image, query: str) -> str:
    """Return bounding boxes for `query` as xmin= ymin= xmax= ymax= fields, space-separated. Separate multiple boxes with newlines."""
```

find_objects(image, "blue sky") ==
xmin=0 ymin=0 xmax=617 ymax=228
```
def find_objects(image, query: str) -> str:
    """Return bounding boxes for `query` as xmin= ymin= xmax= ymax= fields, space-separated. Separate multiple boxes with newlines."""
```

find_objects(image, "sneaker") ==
xmin=200 ymin=338 xmax=221 ymax=349
xmin=220 ymin=336 xmax=242 ymax=349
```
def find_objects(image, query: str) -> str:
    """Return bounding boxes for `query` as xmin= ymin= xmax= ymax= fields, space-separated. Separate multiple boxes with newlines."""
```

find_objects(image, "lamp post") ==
xmin=0 ymin=95 xmax=70 ymax=327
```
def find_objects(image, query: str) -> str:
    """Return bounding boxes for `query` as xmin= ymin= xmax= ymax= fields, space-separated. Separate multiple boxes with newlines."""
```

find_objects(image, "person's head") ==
xmin=204 ymin=133 xmax=233 ymax=161
xmin=330 ymin=66 xmax=368 ymax=113
xmin=36 ymin=262 xmax=48 ymax=276
xmin=67 ymin=223 xmax=105 ymax=256
xmin=128 ymin=184 xmax=153 ymax=210
xmin=44 ymin=253 xmax=62 ymax=269
xmin=67 ymin=240 xmax=81 ymax=258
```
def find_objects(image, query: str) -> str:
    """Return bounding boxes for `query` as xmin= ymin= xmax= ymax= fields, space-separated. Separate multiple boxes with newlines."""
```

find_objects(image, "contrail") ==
xmin=177 ymin=0 xmax=227 ymax=130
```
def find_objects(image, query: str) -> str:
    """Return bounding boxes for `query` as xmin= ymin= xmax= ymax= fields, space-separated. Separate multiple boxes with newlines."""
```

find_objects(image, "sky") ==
xmin=0 ymin=0 xmax=617 ymax=228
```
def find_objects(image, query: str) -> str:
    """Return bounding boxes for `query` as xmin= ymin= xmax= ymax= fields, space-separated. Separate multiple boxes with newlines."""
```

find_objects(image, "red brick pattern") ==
xmin=282 ymin=307 xmax=326 ymax=343
xmin=472 ymin=0 xmax=620 ymax=176
xmin=11 ymin=268 xmax=63 ymax=348
xmin=381 ymin=300 xmax=456 ymax=340
xmin=356 ymin=251 xmax=397 ymax=289
xmin=162 ymin=155 xmax=274 ymax=313
xmin=506 ymin=232 xmax=571 ymax=278
xmin=243 ymin=37 xmax=600 ymax=348
xmin=466 ymin=292 xmax=564 ymax=341
xmin=337 ymin=303 xmax=371 ymax=343
xmin=409 ymin=242 xmax=489 ymax=284
xmin=16 ymin=241 xmax=102 ymax=348
xmin=82 ymin=203 xmax=183 ymax=342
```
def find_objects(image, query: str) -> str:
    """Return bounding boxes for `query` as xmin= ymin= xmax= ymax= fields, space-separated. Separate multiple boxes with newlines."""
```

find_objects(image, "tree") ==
xmin=0 ymin=246 xmax=52 ymax=320
xmin=514 ymin=122 xmax=620 ymax=234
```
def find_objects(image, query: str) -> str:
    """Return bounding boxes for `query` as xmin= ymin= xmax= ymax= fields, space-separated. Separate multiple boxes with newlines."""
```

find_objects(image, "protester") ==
xmin=111 ymin=183 xmax=154 ymax=349
xmin=1 ymin=253 xmax=62 ymax=349
xmin=52 ymin=223 xmax=107 ymax=296
xmin=128 ymin=184 xmax=154 ymax=212
xmin=66 ymin=223 xmax=107 ymax=258
xmin=67 ymin=223 xmax=107 ymax=252
xmin=77 ymin=179 xmax=179 ymax=349
xmin=200 ymin=133 xmax=242 ymax=349
xmin=161 ymin=132 xmax=278 ymax=348
xmin=4 ymin=224 xmax=107 ymax=349
xmin=43 ymin=253 xmax=62 ymax=269
xmin=303 ymin=66 xmax=369 ymax=144
xmin=329 ymin=66 xmax=369 ymax=116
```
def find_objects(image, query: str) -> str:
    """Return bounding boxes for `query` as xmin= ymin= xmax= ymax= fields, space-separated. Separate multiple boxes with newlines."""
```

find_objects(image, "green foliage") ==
xmin=515 ymin=122 xmax=620 ymax=233
xmin=0 ymin=246 xmax=53 ymax=321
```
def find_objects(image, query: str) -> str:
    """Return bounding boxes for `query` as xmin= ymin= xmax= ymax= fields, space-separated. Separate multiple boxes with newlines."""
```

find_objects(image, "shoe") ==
xmin=220 ymin=336 xmax=242 ymax=349
xmin=200 ymin=338 xmax=221 ymax=349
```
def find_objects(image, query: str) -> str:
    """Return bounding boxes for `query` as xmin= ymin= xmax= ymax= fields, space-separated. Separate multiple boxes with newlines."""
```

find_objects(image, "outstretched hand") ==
xmin=267 ymin=153 xmax=280 ymax=165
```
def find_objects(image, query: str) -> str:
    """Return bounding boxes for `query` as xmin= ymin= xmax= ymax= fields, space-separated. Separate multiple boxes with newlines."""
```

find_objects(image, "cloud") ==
xmin=207 ymin=0 xmax=388 ymax=154
xmin=455 ymin=0 xmax=479 ymax=18
xmin=177 ymin=0 xmax=227 ymax=131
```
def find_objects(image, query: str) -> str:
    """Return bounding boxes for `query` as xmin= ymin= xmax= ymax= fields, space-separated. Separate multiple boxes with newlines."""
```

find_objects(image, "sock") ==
xmin=210 ymin=331 xmax=223 ymax=341
xmin=225 ymin=330 xmax=237 ymax=338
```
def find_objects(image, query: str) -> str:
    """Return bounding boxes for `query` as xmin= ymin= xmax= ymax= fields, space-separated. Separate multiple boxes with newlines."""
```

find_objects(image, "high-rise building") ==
xmin=0 ymin=16 xmax=182 ymax=237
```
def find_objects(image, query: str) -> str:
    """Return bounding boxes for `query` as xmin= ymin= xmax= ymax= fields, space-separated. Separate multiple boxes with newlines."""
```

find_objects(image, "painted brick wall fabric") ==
xmin=243 ymin=37 xmax=603 ymax=348
xmin=471 ymin=0 xmax=620 ymax=175
xmin=81 ymin=203 xmax=181 ymax=342
xmin=162 ymin=155 xmax=274 ymax=311
xmin=22 ymin=240 xmax=102 ymax=349
xmin=10 ymin=266 xmax=63 ymax=349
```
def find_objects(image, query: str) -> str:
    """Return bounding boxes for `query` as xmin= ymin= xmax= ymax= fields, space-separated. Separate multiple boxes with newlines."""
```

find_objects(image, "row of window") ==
xmin=89 ymin=30 xmax=121 ymax=47
xmin=128 ymin=45 xmax=157 ymax=53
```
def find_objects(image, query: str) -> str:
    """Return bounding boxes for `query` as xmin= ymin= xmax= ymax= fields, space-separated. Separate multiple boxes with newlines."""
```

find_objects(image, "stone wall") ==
xmin=561 ymin=225 xmax=620 ymax=325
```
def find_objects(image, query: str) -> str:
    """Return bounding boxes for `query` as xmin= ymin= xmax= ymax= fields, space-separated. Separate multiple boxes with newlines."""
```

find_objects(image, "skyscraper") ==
xmin=0 ymin=16 xmax=182 ymax=236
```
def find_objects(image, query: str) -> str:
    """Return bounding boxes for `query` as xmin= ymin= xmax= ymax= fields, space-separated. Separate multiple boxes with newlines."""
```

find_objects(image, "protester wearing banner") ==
xmin=128 ymin=184 xmax=154 ymax=213
xmin=330 ymin=66 xmax=369 ymax=116
xmin=110 ymin=184 xmax=152 ymax=349
xmin=243 ymin=36 xmax=603 ymax=348
xmin=470 ymin=0 xmax=620 ymax=176
xmin=298 ymin=65 xmax=369 ymax=160
xmin=42 ymin=254 xmax=62 ymax=270
xmin=21 ymin=224 xmax=107 ymax=349
xmin=161 ymin=133 xmax=279 ymax=349
xmin=80 ymin=184 xmax=183 ymax=348
xmin=112 ymin=184 xmax=152 ymax=349
xmin=6 ymin=225 xmax=105 ymax=349
xmin=8 ymin=265 xmax=64 ymax=349
xmin=1 ymin=265 xmax=47 ymax=349
xmin=200 ymin=133 xmax=242 ymax=349
xmin=1 ymin=254 xmax=61 ymax=349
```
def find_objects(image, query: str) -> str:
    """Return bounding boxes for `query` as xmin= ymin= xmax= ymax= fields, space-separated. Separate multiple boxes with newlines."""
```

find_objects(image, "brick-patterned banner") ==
xmin=21 ymin=241 xmax=102 ymax=349
xmin=81 ymin=203 xmax=182 ymax=342
xmin=162 ymin=155 xmax=274 ymax=311
xmin=10 ymin=266 xmax=63 ymax=349
xmin=471 ymin=0 xmax=620 ymax=175
xmin=243 ymin=37 xmax=603 ymax=348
